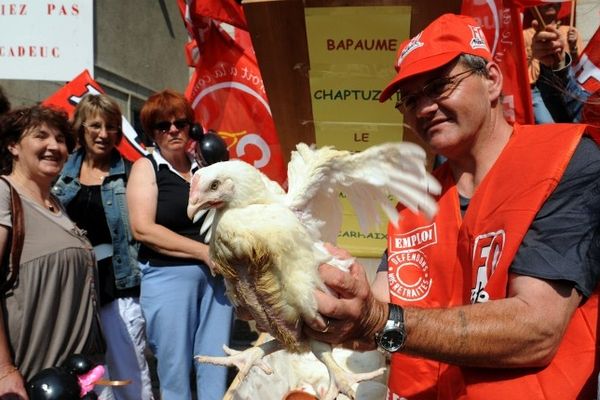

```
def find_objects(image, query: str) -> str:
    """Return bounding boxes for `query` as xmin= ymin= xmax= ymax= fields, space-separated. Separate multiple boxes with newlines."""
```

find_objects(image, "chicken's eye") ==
xmin=210 ymin=180 xmax=220 ymax=191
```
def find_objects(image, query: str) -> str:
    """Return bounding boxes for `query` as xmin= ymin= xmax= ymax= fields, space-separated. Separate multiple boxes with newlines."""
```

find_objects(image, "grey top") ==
xmin=0 ymin=180 xmax=103 ymax=380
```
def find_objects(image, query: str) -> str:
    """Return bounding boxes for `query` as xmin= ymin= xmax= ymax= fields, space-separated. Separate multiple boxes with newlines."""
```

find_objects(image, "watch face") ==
xmin=380 ymin=329 xmax=405 ymax=352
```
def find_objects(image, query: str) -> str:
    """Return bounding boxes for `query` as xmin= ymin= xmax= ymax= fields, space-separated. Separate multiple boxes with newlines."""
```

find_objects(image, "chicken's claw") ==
xmin=310 ymin=339 xmax=385 ymax=400
xmin=195 ymin=340 xmax=281 ymax=381
xmin=321 ymin=366 xmax=386 ymax=400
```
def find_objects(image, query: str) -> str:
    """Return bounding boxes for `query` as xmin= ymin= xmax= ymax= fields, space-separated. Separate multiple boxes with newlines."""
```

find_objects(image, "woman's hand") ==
xmin=0 ymin=365 xmax=28 ymax=399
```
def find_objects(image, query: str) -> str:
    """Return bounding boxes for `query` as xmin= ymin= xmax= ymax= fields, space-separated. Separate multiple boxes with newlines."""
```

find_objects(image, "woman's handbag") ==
xmin=0 ymin=177 xmax=24 ymax=295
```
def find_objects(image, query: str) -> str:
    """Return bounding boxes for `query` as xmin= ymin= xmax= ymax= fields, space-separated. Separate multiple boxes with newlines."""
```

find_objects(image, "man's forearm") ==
xmin=401 ymin=296 xmax=566 ymax=368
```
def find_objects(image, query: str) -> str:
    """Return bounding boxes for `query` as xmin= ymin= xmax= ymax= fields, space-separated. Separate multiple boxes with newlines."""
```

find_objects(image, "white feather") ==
xmin=285 ymin=142 xmax=441 ymax=244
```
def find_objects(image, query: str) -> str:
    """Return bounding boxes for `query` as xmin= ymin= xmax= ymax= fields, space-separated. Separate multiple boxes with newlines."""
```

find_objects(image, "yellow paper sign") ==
xmin=305 ymin=5 xmax=411 ymax=257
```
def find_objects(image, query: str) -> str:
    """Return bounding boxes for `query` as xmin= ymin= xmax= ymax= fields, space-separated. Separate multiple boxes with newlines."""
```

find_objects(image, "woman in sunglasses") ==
xmin=127 ymin=89 xmax=232 ymax=400
xmin=52 ymin=94 xmax=153 ymax=400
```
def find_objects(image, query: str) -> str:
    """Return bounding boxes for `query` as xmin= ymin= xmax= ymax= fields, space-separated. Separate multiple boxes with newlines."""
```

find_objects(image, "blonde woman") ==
xmin=53 ymin=94 xmax=153 ymax=400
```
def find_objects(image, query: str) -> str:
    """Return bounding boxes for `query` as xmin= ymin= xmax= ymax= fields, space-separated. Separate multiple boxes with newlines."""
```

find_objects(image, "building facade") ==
xmin=0 ymin=0 xmax=190 ymax=138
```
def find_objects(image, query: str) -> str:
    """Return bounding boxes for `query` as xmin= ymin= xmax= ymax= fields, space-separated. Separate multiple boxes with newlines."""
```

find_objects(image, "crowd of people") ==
xmin=524 ymin=3 xmax=591 ymax=124
xmin=0 ymin=6 xmax=597 ymax=400
xmin=0 ymin=89 xmax=232 ymax=400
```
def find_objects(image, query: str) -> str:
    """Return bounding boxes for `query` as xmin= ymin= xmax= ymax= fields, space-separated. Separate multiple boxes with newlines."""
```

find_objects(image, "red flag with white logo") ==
xmin=574 ymin=26 xmax=600 ymax=124
xmin=42 ymin=70 xmax=148 ymax=162
xmin=184 ymin=23 xmax=286 ymax=184
xmin=461 ymin=0 xmax=534 ymax=124
xmin=575 ymin=26 xmax=600 ymax=94
xmin=178 ymin=0 xmax=286 ymax=184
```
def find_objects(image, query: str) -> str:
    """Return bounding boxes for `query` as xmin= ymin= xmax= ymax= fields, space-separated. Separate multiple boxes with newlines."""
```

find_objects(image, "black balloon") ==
xmin=189 ymin=123 xmax=204 ymax=141
xmin=27 ymin=367 xmax=81 ymax=400
xmin=197 ymin=130 xmax=229 ymax=166
xmin=82 ymin=391 xmax=99 ymax=399
xmin=61 ymin=354 xmax=94 ymax=376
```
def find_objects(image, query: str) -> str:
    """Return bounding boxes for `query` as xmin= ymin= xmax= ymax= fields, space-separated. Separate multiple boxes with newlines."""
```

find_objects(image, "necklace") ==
xmin=82 ymin=161 xmax=109 ymax=183
xmin=92 ymin=171 xmax=108 ymax=182
xmin=10 ymin=178 xmax=57 ymax=212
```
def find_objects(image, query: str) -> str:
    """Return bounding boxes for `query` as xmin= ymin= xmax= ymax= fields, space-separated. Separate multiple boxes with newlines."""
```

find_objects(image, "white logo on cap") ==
xmin=397 ymin=32 xmax=423 ymax=67
xmin=469 ymin=25 xmax=489 ymax=50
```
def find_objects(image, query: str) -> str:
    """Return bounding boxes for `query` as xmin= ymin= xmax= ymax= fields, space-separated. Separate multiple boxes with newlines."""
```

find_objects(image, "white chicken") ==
xmin=186 ymin=142 xmax=441 ymax=400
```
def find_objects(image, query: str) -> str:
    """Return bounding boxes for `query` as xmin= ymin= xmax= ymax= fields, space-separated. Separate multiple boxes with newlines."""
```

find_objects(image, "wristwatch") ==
xmin=375 ymin=303 xmax=407 ymax=352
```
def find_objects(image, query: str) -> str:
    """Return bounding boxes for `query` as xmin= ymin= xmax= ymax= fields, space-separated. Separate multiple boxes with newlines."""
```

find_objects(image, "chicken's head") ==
xmin=187 ymin=160 xmax=273 ymax=221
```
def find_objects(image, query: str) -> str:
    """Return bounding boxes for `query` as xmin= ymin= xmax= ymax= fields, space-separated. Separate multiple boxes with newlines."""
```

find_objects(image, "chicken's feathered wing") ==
xmin=285 ymin=142 xmax=440 ymax=245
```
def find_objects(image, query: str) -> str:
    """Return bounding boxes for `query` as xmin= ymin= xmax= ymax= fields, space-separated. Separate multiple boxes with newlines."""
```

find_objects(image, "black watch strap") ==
xmin=389 ymin=302 xmax=403 ymax=324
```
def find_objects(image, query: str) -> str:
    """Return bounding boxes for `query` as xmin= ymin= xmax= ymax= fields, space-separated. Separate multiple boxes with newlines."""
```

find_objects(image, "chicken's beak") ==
xmin=187 ymin=173 xmax=211 ymax=221
xmin=186 ymin=200 xmax=208 ymax=222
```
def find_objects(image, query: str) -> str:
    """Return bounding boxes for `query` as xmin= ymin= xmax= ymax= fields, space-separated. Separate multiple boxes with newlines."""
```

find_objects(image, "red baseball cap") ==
xmin=379 ymin=14 xmax=492 ymax=102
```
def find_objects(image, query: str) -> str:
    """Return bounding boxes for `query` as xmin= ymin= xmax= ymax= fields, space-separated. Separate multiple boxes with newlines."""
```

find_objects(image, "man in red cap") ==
xmin=305 ymin=13 xmax=600 ymax=400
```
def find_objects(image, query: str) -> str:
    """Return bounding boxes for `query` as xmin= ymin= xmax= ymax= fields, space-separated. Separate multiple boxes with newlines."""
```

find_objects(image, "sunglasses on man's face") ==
xmin=154 ymin=119 xmax=190 ymax=133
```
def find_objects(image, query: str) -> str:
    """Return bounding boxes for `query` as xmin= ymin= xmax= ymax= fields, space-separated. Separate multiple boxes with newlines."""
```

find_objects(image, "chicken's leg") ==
xmin=309 ymin=339 xmax=385 ymax=400
xmin=195 ymin=339 xmax=282 ymax=382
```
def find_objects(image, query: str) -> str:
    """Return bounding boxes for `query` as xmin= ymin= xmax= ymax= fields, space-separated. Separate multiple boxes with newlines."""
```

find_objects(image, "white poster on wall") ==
xmin=0 ymin=2 xmax=93 ymax=81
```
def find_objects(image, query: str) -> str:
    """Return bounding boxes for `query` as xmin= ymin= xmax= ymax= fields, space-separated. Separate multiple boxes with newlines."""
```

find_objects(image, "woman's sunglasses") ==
xmin=154 ymin=119 xmax=190 ymax=133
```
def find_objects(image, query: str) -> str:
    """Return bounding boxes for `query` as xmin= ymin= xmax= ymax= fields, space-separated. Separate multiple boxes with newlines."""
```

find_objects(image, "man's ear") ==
xmin=486 ymin=61 xmax=503 ymax=102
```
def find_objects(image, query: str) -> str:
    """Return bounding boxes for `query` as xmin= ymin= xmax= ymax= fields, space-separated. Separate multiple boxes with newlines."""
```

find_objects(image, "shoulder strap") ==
xmin=0 ymin=177 xmax=24 ymax=295
xmin=145 ymin=153 xmax=158 ymax=172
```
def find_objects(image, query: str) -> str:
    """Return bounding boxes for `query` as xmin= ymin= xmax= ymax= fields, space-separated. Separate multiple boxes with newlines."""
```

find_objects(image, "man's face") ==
xmin=395 ymin=61 xmax=490 ymax=159
xmin=538 ymin=4 xmax=560 ymax=23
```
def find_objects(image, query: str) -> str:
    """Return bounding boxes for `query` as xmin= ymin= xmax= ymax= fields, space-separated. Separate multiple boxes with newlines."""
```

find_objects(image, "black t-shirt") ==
xmin=67 ymin=184 xmax=139 ymax=305
xmin=137 ymin=154 xmax=208 ymax=266
xmin=511 ymin=137 xmax=600 ymax=296
xmin=378 ymin=137 xmax=600 ymax=297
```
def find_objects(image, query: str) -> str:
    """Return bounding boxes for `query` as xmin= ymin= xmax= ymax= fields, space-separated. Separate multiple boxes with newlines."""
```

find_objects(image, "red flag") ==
xmin=522 ymin=1 xmax=573 ymax=28
xmin=42 ymin=70 xmax=147 ymax=162
xmin=509 ymin=0 xmax=566 ymax=7
xmin=575 ymin=27 xmax=600 ymax=94
xmin=184 ymin=22 xmax=286 ymax=184
xmin=178 ymin=0 xmax=286 ymax=184
xmin=574 ymin=26 xmax=600 ymax=124
xmin=557 ymin=1 xmax=574 ymax=21
xmin=462 ymin=0 xmax=534 ymax=124
xmin=179 ymin=0 xmax=246 ymax=30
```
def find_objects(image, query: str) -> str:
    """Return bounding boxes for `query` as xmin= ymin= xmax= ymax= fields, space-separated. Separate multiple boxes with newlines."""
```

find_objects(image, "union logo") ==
xmin=397 ymin=32 xmax=423 ymax=67
xmin=468 ymin=24 xmax=489 ymax=51
xmin=388 ymin=250 xmax=432 ymax=302
xmin=470 ymin=229 xmax=505 ymax=303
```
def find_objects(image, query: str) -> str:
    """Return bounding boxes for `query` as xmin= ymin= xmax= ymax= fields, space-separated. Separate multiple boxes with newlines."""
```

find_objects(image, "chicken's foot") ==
xmin=310 ymin=339 xmax=385 ymax=400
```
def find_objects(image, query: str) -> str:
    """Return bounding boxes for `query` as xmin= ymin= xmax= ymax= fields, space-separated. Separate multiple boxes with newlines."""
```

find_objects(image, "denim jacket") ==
xmin=52 ymin=148 xmax=141 ymax=289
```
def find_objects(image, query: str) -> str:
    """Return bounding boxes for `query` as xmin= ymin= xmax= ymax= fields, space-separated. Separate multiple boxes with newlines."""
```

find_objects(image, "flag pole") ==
xmin=532 ymin=6 xmax=547 ymax=30
xmin=569 ymin=0 xmax=576 ymax=29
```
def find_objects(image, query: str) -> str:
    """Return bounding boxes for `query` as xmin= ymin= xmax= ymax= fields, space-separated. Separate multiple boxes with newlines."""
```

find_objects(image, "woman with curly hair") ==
xmin=0 ymin=105 xmax=103 ymax=398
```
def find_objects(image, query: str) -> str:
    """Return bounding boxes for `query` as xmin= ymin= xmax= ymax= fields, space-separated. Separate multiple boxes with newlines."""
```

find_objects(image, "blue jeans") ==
xmin=139 ymin=262 xmax=233 ymax=400
xmin=97 ymin=297 xmax=153 ymax=400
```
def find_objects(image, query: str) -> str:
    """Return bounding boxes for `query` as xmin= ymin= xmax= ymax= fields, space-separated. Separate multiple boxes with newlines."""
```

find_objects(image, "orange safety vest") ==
xmin=386 ymin=124 xmax=600 ymax=399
